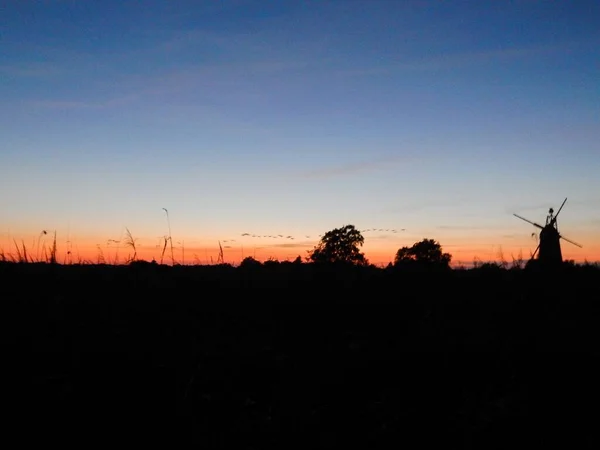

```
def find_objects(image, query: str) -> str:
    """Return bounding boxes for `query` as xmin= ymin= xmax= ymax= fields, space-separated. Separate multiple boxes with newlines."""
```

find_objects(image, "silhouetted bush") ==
xmin=394 ymin=238 xmax=452 ymax=271
xmin=240 ymin=256 xmax=262 ymax=268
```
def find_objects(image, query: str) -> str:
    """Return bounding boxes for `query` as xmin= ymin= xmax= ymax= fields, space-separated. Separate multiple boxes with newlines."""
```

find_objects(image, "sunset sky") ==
xmin=1 ymin=0 xmax=599 ymax=266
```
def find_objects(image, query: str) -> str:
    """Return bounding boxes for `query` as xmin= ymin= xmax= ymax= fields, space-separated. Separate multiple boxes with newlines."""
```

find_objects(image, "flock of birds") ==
xmin=94 ymin=227 xmax=409 ymax=249
xmin=219 ymin=228 xmax=407 ymax=243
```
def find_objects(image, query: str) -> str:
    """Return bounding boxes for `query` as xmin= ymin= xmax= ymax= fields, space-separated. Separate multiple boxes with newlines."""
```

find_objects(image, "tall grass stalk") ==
xmin=49 ymin=231 xmax=57 ymax=264
xmin=163 ymin=208 xmax=175 ymax=266
xmin=107 ymin=238 xmax=121 ymax=264
xmin=97 ymin=245 xmax=105 ymax=264
xmin=13 ymin=239 xmax=29 ymax=263
xmin=36 ymin=230 xmax=47 ymax=262
xmin=63 ymin=239 xmax=73 ymax=265
xmin=217 ymin=241 xmax=224 ymax=264
xmin=511 ymin=249 xmax=524 ymax=269
xmin=75 ymin=244 xmax=81 ymax=264
xmin=123 ymin=227 xmax=138 ymax=263
xmin=160 ymin=236 xmax=168 ymax=265
xmin=497 ymin=246 xmax=508 ymax=269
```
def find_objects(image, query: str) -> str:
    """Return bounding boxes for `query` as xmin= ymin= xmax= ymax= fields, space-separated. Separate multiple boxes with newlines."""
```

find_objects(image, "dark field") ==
xmin=5 ymin=262 xmax=600 ymax=448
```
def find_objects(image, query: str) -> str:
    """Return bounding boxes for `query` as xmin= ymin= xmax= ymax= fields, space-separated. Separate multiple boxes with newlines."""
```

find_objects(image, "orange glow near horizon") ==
xmin=1 ymin=230 xmax=599 ymax=267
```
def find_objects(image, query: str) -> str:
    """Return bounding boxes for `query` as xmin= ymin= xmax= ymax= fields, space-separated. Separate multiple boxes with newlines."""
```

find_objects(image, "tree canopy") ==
xmin=394 ymin=238 xmax=451 ymax=269
xmin=308 ymin=224 xmax=368 ymax=265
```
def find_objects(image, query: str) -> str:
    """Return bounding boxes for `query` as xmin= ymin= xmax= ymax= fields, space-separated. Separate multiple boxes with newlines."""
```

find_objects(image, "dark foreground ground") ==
xmin=4 ymin=262 xmax=600 ymax=448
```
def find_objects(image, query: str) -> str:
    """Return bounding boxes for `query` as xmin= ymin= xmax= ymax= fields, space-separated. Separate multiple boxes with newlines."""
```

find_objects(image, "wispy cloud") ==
xmin=154 ymin=28 xmax=266 ymax=55
xmin=436 ymin=225 xmax=497 ymax=231
xmin=582 ymin=218 xmax=600 ymax=227
xmin=401 ymin=44 xmax=568 ymax=69
xmin=26 ymin=93 xmax=140 ymax=110
xmin=501 ymin=233 xmax=526 ymax=239
xmin=506 ymin=197 xmax=600 ymax=216
xmin=148 ymin=27 xmax=318 ymax=79
xmin=505 ymin=201 xmax=554 ymax=215
xmin=381 ymin=197 xmax=473 ymax=216
xmin=335 ymin=41 xmax=592 ymax=78
xmin=367 ymin=234 xmax=402 ymax=241
xmin=20 ymin=59 xmax=306 ymax=112
xmin=0 ymin=62 xmax=62 ymax=78
xmin=298 ymin=155 xmax=410 ymax=180
xmin=265 ymin=241 xmax=314 ymax=249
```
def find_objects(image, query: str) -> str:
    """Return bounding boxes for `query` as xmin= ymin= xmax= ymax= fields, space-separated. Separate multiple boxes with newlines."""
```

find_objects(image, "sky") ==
xmin=1 ymin=0 xmax=599 ymax=266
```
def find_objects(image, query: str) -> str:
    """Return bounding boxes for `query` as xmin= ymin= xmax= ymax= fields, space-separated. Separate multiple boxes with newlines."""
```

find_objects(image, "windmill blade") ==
xmin=513 ymin=214 xmax=544 ymax=230
xmin=559 ymin=234 xmax=582 ymax=248
xmin=530 ymin=243 xmax=541 ymax=260
xmin=553 ymin=197 xmax=568 ymax=221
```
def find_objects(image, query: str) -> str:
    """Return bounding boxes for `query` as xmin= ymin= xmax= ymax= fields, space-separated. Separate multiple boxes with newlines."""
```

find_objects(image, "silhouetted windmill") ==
xmin=513 ymin=197 xmax=582 ymax=267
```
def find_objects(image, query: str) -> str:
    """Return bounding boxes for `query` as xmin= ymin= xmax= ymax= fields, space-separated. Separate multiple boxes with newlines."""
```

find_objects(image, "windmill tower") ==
xmin=513 ymin=198 xmax=582 ymax=268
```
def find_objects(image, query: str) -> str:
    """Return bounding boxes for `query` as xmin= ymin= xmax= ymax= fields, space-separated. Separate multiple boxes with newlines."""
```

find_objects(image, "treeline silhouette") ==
xmin=4 ymin=237 xmax=600 ymax=447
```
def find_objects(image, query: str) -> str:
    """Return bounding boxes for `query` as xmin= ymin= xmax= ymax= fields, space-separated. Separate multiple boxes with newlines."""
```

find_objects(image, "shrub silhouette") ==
xmin=263 ymin=257 xmax=280 ymax=268
xmin=240 ymin=256 xmax=262 ymax=268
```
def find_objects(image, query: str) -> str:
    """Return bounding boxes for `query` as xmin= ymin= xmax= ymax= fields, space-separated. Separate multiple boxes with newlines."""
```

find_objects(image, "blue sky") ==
xmin=1 ymin=0 xmax=599 ymax=263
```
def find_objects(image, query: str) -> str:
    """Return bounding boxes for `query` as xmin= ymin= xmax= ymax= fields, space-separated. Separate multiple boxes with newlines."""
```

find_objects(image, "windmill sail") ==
xmin=513 ymin=198 xmax=581 ymax=268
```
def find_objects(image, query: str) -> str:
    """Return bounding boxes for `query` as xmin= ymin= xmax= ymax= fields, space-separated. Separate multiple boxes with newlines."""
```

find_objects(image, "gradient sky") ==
xmin=1 ymin=0 xmax=599 ymax=265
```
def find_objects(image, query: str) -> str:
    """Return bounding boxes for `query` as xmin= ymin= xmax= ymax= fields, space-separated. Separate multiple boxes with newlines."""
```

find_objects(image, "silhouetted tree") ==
xmin=308 ymin=224 xmax=368 ymax=265
xmin=394 ymin=238 xmax=451 ymax=269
